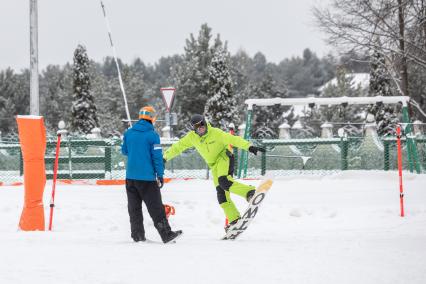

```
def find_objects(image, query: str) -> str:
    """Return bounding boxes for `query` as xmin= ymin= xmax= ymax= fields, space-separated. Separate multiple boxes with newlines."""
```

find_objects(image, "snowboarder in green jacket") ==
xmin=163 ymin=114 xmax=265 ymax=229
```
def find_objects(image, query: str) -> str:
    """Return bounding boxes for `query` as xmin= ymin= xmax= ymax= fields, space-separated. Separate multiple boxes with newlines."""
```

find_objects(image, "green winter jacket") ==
xmin=164 ymin=123 xmax=250 ymax=166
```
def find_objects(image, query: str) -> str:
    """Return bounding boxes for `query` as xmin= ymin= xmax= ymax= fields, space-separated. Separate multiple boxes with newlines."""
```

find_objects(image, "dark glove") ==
xmin=248 ymin=146 xmax=266 ymax=156
xmin=163 ymin=158 xmax=167 ymax=165
xmin=157 ymin=177 xmax=164 ymax=189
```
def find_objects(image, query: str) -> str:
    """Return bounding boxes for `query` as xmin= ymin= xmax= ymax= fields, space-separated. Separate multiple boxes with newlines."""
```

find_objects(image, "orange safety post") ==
xmin=16 ymin=115 xmax=47 ymax=231
xmin=396 ymin=125 xmax=405 ymax=217
xmin=48 ymin=134 xmax=61 ymax=231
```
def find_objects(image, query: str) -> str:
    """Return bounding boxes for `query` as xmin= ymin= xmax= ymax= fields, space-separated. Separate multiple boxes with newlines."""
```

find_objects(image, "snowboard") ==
xmin=222 ymin=178 xmax=273 ymax=240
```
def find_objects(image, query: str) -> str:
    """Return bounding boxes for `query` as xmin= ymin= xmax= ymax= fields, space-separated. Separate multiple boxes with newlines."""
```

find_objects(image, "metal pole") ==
xmin=238 ymin=109 xmax=252 ymax=178
xmin=49 ymin=134 xmax=62 ymax=230
xmin=168 ymin=111 xmax=172 ymax=138
xmin=402 ymin=106 xmax=421 ymax=173
xmin=29 ymin=0 xmax=39 ymax=115
xmin=100 ymin=1 xmax=132 ymax=128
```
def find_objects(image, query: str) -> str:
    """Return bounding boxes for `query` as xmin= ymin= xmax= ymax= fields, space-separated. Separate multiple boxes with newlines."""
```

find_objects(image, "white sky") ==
xmin=0 ymin=0 xmax=330 ymax=71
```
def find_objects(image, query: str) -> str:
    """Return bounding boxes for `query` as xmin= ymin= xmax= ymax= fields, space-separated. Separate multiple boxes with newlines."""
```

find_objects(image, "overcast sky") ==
xmin=0 ymin=0 xmax=330 ymax=71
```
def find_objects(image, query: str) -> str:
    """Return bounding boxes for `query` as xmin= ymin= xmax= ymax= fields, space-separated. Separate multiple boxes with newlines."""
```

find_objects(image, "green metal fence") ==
xmin=0 ymin=134 xmax=424 ymax=184
xmin=0 ymin=137 xmax=211 ymax=183
xmin=251 ymin=136 xmax=425 ymax=176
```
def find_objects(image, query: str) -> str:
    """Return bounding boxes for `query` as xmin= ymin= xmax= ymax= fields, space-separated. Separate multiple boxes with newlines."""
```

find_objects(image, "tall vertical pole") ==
xmin=168 ymin=111 xmax=172 ymax=138
xmin=396 ymin=125 xmax=405 ymax=217
xmin=30 ymin=0 xmax=39 ymax=115
xmin=100 ymin=1 xmax=132 ymax=128
xmin=238 ymin=109 xmax=253 ymax=178
xmin=49 ymin=134 xmax=62 ymax=231
xmin=402 ymin=106 xmax=421 ymax=173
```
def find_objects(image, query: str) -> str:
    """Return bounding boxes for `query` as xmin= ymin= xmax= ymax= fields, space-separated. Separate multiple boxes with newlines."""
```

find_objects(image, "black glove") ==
xmin=157 ymin=177 xmax=164 ymax=189
xmin=248 ymin=146 xmax=266 ymax=156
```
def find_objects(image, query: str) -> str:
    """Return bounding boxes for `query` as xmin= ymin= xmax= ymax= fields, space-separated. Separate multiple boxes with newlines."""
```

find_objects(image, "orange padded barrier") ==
xmin=16 ymin=115 xmax=47 ymax=231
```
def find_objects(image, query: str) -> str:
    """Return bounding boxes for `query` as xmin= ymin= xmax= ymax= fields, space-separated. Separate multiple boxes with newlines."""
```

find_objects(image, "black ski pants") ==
xmin=125 ymin=179 xmax=166 ymax=237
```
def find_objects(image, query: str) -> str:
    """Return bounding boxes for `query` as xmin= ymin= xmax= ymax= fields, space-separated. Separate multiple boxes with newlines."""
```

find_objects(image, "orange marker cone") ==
xmin=16 ymin=115 xmax=47 ymax=231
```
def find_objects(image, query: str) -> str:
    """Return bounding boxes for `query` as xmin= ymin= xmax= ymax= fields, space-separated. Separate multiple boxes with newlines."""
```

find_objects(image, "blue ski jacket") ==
xmin=121 ymin=119 xmax=164 ymax=181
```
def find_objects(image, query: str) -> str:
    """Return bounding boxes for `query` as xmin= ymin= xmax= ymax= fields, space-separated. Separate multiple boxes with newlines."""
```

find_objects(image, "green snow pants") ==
xmin=210 ymin=150 xmax=255 ymax=223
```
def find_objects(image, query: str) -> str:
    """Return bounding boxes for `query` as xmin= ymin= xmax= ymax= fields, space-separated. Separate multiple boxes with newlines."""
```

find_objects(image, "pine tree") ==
xmin=93 ymin=72 xmax=124 ymax=137
xmin=316 ymin=66 xmax=364 ymax=136
xmin=278 ymin=49 xmax=335 ymax=98
xmin=204 ymin=47 xmax=238 ymax=129
xmin=0 ymin=68 xmax=30 ymax=134
xmin=320 ymin=65 xmax=355 ymax=121
xmin=40 ymin=65 xmax=73 ymax=131
xmin=369 ymin=50 xmax=391 ymax=97
xmin=71 ymin=45 xmax=98 ymax=134
xmin=126 ymin=62 xmax=147 ymax=119
xmin=368 ymin=48 xmax=398 ymax=136
xmin=0 ymin=69 xmax=19 ymax=134
xmin=171 ymin=24 xmax=222 ymax=135
xmin=251 ymin=69 xmax=287 ymax=139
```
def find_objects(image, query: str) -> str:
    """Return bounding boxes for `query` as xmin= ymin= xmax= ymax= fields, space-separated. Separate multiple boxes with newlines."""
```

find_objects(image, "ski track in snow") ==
xmin=1 ymin=171 xmax=426 ymax=284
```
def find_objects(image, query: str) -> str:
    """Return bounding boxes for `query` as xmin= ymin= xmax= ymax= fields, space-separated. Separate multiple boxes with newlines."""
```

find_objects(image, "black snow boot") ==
xmin=155 ymin=218 xmax=183 ymax=244
xmin=224 ymin=217 xmax=240 ymax=233
xmin=131 ymin=232 xmax=146 ymax=242
xmin=246 ymin=189 xmax=256 ymax=202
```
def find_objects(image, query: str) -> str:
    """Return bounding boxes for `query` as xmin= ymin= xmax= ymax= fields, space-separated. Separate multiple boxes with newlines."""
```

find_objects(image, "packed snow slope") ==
xmin=1 ymin=171 xmax=425 ymax=284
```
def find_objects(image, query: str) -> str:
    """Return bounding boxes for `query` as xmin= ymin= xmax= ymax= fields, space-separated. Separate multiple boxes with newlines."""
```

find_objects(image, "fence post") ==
xmin=67 ymin=138 xmax=73 ymax=179
xmin=261 ymin=144 xmax=266 ymax=175
xmin=238 ymin=109 xmax=253 ymax=178
xmin=19 ymin=149 xmax=24 ymax=176
xmin=402 ymin=106 xmax=421 ymax=173
xmin=383 ymin=140 xmax=390 ymax=171
xmin=233 ymin=147 xmax=238 ymax=176
xmin=237 ymin=123 xmax=246 ymax=178
xmin=105 ymin=142 xmax=112 ymax=179
xmin=340 ymin=138 xmax=348 ymax=170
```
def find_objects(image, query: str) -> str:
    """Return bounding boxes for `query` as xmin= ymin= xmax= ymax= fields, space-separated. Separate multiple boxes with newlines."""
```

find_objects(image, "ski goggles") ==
xmin=139 ymin=106 xmax=157 ymax=122
xmin=191 ymin=119 xmax=205 ymax=129
xmin=192 ymin=120 xmax=207 ymax=135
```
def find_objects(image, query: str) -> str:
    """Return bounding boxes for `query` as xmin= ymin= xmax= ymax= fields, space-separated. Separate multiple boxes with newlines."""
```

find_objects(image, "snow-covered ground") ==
xmin=1 ymin=171 xmax=426 ymax=284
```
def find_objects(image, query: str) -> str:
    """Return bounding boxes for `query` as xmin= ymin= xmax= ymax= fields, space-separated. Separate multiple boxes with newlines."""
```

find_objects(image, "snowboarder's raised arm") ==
xmin=220 ymin=130 xmax=250 ymax=151
xmin=163 ymin=133 xmax=194 ymax=161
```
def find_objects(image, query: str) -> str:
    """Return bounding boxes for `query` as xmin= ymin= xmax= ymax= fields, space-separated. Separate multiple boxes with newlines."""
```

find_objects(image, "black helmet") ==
xmin=190 ymin=114 xmax=208 ymax=136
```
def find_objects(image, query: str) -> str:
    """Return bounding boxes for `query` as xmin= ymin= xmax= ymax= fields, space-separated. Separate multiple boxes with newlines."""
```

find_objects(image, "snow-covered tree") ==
xmin=369 ymin=49 xmax=392 ymax=97
xmin=71 ymin=45 xmax=98 ymax=134
xmin=320 ymin=66 xmax=362 ymax=122
xmin=172 ymin=24 xmax=224 ymax=135
xmin=204 ymin=47 xmax=238 ymax=129
xmin=0 ymin=68 xmax=30 ymax=134
xmin=251 ymin=69 xmax=287 ymax=139
xmin=91 ymin=73 xmax=117 ymax=136
xmin=368 ymin=48 xmax=399 ymax=136
xmin=278 ymin=48 xmax=335 ymax=98
xmin=40 ymin=65 xmax=73 ymax=130
xmin=315 ymin=66 xmax=364 ymax=136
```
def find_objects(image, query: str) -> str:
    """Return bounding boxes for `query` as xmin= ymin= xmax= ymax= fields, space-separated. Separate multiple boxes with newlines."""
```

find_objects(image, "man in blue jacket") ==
xmin=121 ymin=106 xmax=182 ymax=243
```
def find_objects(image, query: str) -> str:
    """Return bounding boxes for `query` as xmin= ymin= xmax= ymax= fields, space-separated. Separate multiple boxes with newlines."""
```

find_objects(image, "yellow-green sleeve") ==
xmin=164 ymin=133 xmax=194 ymax=161
xmin=221 ymin=130 xmax=250 ymax=150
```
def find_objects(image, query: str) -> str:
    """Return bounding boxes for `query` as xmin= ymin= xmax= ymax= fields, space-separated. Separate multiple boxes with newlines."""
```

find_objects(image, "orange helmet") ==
xmin=139 ymin=106 xmax=157 ymax=122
